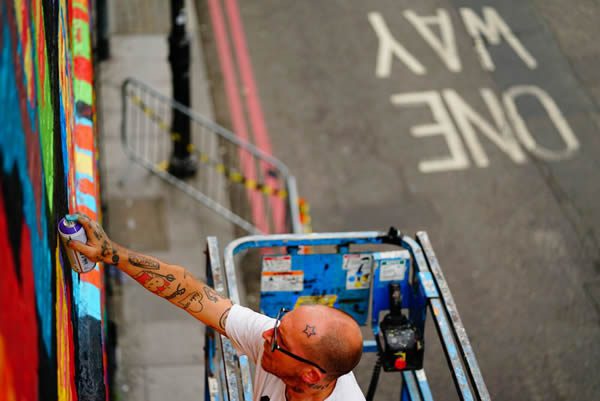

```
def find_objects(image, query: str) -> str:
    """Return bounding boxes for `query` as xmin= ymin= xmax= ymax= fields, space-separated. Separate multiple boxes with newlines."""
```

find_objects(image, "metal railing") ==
xmin=121 ymin=77 xmax=302 ymax=234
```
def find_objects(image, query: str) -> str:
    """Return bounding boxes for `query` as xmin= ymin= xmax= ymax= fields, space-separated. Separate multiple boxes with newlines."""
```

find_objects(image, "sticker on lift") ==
xmin=342 ymin=254 xmax=372 ymax=270
xmin=294 ymin=294 xmax=338 ymax=308
xmin=261 ymin=271 xmax=303 ymax=292
xmin=380 ymin=259 xmax=407 ymax=281
xmin=262 ymin=255 xmax=292 ymax=272
xmin=346 ymin=262 xmax=372 ymax=290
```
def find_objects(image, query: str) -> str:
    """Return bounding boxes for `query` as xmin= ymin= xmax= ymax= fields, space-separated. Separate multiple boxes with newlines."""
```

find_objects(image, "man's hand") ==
xmin=67 ymin=213 xmax=118 ymax=265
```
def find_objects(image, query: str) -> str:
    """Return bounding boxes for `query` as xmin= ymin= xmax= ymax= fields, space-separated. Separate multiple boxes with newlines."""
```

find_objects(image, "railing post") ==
xmin=168 ymin=0 xmax=197 ymax=178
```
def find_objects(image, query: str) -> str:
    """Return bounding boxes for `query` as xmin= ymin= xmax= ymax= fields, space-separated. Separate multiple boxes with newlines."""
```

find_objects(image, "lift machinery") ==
xmin=204 ymin=229 xmax=490 ymax=401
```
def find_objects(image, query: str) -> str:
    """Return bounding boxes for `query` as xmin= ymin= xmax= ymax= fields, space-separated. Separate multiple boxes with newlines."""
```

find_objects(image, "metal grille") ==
xmin=121 ymin=77 xmax=301 ymax=234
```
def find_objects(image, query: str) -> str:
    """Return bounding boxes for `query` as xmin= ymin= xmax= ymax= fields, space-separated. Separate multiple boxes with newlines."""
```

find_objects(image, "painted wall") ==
xmin=0 ymin=0 xmax=106 ymax=400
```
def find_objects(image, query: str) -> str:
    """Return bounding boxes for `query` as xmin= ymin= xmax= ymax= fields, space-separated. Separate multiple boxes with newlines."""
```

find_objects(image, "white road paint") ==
xmin=404 ymin=9 xmax=461 ymax=72
xmin=391 ymin=91 xmax=470 ymax=173
xmin=368 ymin=12 xmax=426 ymax=77
xmin=443 ymin=88 xmax=527 ymax=167
xmin=460 ymin=7 xmax=538 ymax=71
xmin=370 ymin=9 xmax=579 ymax=172
xmin=504 ymin=85 xmax=580 ymax=160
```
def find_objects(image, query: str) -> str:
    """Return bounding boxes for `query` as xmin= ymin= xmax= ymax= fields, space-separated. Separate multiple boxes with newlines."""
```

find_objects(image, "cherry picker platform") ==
xmin=203 ymin=229 xmax=490 ymax=401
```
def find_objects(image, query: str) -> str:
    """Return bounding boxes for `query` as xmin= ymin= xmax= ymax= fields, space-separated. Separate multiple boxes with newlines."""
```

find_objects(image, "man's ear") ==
xmin=300 ymin=368 xmax=323 ymax=385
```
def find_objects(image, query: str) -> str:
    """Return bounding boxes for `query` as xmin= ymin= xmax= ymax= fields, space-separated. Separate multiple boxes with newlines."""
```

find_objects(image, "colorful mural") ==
xmin=0 ymin=1 xmax=106 ymax=400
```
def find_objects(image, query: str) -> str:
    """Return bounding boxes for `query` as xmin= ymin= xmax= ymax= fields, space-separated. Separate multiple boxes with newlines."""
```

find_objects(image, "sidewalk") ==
xmin=97 ymin=1 xmax=234 ymax=400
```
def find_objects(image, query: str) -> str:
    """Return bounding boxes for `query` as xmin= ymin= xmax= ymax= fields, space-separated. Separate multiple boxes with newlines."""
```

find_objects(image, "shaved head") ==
xmin=289 ymin=305 xmax=363 ymax=378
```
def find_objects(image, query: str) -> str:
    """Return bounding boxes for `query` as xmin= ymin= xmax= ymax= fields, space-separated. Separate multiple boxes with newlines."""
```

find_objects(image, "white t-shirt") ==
xmin=225 ymin=304 xmax=366 ymax=401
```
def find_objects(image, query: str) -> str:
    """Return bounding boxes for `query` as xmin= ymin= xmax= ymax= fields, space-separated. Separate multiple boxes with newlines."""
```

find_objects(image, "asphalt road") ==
xmin=197 ymin=1 xmax=600 ymax=399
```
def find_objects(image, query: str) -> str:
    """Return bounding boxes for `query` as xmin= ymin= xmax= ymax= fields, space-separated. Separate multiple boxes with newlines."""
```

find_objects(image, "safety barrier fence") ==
xmin=121 ymin=77 xmax=303 ymax=235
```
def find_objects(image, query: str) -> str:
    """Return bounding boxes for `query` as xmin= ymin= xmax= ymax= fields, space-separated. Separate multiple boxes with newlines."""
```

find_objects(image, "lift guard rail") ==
xmin=204 ymin=230 xmax=490 ymax=401
xmin=121 ymin=78 xmax=302 ymax=235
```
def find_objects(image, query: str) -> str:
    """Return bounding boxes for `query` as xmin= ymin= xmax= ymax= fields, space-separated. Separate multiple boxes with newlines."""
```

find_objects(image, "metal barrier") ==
xmin=121 ymin=78 xmax=302 ymax=234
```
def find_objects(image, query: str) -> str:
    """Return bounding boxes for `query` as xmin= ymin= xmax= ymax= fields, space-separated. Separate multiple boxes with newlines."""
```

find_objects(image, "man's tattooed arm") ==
xmin=68 ymin=213 xmax=234 ymax=337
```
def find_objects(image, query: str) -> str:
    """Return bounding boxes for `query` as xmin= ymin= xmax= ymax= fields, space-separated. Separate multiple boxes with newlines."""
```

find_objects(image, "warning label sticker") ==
xmin=294 ymin=295 xmax=338 ymax=308
xmin=342 ymin=254 xmax=372 ymax=271
xmin=261 ymin=271 xmax=304 ymax=292
xmin=262 ymin=255 xmax=292 ymax=272
xmin=346 ymin=263 xmax=372 ymax=290
xmin=380 ymin=259 xmax=407 ymax=281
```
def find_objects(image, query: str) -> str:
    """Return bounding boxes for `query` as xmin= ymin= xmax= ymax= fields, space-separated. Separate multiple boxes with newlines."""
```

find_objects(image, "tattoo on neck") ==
xmin=302 ymin=325 xmax=317 ymax=338
xmin=308 ymin=382 xmax=329 ymax=390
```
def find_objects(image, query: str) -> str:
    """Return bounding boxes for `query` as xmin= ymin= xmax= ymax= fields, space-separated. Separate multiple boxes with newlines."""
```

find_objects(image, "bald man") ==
xmin=68 ymin=214 xmax=366 ymax=401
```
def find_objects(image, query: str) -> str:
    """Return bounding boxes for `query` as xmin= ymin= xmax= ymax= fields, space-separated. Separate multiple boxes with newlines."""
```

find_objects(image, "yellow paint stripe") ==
xmin=74 ymin=149 xmax=94 ymax=177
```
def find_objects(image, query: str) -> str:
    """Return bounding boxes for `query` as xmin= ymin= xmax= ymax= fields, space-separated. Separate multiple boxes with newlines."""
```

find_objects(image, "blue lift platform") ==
xmin=204 ymin=229 xmax=490 ymax=401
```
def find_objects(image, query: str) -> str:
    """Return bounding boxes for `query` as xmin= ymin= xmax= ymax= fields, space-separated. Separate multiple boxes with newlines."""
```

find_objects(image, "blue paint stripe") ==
xmin=77 ymin=191 xmax=98 ymax=212
xmin=74 ymin=146 xmax=93 ymax=157
xmin=78 ymin=280 xmax=102 ymax=319
xmin=75 ymin=171 xmax=94 ymax=182
xmin=75 ymin=115 xmax=93 ymax=126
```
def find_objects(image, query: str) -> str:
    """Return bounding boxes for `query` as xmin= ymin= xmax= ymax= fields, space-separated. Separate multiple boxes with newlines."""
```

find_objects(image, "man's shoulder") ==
xmin=330 ymin=372 xmax=365 ymax=400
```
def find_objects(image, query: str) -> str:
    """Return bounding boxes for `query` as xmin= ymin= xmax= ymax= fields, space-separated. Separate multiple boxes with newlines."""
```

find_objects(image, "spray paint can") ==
xmin=58 ymin=217 xmax=96 ymax=273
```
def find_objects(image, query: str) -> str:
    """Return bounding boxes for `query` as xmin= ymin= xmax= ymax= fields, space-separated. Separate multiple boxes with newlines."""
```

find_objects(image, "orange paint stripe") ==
xmin=74 ymin=124 xmax=93 ymax=149
xmin=78 ymin=178 xmax=96 ymax=195
xmin=77 ymin=205 xmax=97 ymax=221
xmin=80 ymin=267 xmax=102 ymax=288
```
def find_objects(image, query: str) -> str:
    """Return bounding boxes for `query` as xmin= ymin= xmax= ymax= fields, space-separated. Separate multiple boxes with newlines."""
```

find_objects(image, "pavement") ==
xmin=98 ymin=0 xmax=234 ymax=400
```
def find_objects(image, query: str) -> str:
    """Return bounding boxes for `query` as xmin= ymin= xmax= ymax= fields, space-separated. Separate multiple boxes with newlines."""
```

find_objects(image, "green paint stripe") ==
xmin=74 ymin=79 xmax=93 ymax=104
xmin=72 ymin=19 xmax=91 ymax=57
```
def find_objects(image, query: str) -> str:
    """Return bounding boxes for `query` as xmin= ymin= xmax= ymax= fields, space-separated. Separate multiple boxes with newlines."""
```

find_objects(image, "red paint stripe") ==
xmin=224 ymin=0 xmax=286 ymax=233
xmin=72 ymin=5 xmax=89 ymax=22
xmin=208 ymin=0 xmax=268 ymax=233
xmin=74 ymin=56 xmax=92 ymax=82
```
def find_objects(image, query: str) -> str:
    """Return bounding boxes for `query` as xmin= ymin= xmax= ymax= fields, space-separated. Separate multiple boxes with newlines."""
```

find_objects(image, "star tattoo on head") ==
xmin=303 ymin=325 xmax=317 ymax=338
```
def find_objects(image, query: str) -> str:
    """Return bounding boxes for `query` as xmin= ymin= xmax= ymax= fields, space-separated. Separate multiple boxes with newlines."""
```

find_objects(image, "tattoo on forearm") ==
xmin=128 ymin=253 xmax=160 ymax=270
xmin=302 ymin=325 xmax=317 ymax=338
xmin=203 ymin=286 xmax=220 ymax=303
xmin=93 ymin=225 xmax=102 ymax=240
xmin=133 ymin=271 xmax=175 ymax=295
xmin=219 ymin=307 xmax=231 ymax=331
xmin=111 ymin=247 xmax=119 ymax=264
xmin=178 ymin=291 xmax=204 ymax=313
xmin=101 ymin=240 xmax=112 ymax=258
xmin=165 ymin=283 xmax=186 ymax=300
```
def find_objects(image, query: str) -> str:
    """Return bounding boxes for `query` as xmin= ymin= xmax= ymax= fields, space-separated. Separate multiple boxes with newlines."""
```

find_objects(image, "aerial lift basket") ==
xmin=204 ymin=230 xmax=490 ymax=401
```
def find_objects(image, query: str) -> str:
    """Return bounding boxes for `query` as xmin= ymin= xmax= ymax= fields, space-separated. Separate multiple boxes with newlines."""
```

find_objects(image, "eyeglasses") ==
xmin=271 ymin=307 xmax=328 ymax=374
